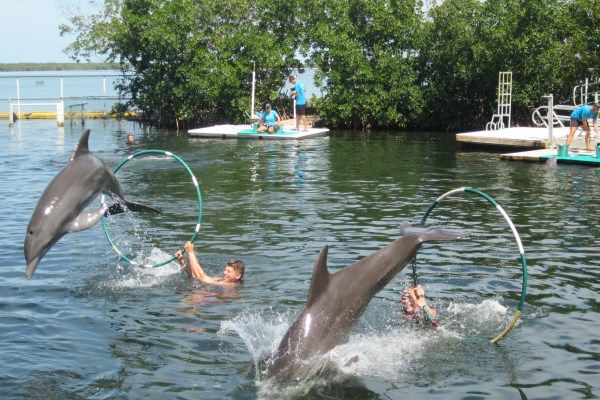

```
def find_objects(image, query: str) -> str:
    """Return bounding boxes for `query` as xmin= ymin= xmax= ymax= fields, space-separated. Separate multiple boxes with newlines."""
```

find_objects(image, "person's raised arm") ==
xmin=184 ymin=241 xmax=221 ymax=284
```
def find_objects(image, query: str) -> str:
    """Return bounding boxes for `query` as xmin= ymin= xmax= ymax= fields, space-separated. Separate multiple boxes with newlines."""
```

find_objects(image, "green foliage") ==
xmin=60 ymin=0 xmax=600 ymax=130
xmin=61 ymin=0 xmax=301 ymax=127
xmin=110 ymin=102 xmax=128 ymax=117
xmin=306 ymin=0 xmax=425 ymax=130
xmin=419 ymin=0 xmax=600 ymax=130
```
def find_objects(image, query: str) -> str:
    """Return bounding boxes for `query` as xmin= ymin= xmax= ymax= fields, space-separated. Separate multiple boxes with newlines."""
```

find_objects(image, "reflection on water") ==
xmin=0 ymin=119 xmax=599 ymax=399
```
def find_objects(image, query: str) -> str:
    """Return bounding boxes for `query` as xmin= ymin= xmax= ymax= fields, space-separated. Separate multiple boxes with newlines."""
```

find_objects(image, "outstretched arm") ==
xmin=184 ymin=241 xmax=221 ymax=284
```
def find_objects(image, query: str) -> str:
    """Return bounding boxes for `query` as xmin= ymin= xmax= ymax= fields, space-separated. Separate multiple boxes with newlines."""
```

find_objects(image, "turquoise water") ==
xmin=1 ymin=119 xmax=599 ymax=399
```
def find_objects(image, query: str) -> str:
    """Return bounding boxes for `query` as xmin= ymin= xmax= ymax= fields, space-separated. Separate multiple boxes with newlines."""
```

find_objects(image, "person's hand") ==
xmin=175 ymin=250 xmax=185 ymax=266
xmin=414 ymin=285 xmax=425 ymax=298
xmin=184 ymin=241 xmax=194 ymax=253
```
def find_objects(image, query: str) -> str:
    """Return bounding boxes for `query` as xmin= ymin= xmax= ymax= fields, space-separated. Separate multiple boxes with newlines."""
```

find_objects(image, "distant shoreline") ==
xmin=0 ymin=63 xmax=121 ymax=72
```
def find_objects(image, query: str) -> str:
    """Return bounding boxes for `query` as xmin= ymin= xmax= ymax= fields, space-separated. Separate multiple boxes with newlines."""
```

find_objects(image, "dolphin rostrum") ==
xmin=266 ymin=225 xmax=464 ymax=382
xmin=24 ymin=129 xmax=160 ymax=278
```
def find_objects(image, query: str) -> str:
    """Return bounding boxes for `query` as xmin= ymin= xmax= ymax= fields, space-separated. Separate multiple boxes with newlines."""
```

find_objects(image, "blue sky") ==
xmin=0 ymin=0 xmax=95 ymax=63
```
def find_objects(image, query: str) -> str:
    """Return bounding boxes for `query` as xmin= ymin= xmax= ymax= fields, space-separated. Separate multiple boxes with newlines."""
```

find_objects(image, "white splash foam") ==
xmin=110 ymin=247 xmax=182 ymax=288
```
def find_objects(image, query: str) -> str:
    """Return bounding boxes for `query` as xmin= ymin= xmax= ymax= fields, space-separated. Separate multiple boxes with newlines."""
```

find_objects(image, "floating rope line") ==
xmin=416 ymin=187 xmax=528 ymax=343
xmin=101 ymin=150 xmax=202 ymax=268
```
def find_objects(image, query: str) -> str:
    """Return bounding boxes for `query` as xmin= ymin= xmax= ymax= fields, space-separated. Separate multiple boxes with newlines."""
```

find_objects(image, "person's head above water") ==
xmin=223 ymin=260 xmax=245 ymax=283
xmin=126 ymin=134 xmax=135 ymax=144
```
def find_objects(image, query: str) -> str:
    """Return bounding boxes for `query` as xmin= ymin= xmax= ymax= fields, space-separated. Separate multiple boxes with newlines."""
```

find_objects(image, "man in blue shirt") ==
xmin=565 ymin=103 xmax=599 ymax=151
xmin=289 ymin=74 xmax=309 ymax=132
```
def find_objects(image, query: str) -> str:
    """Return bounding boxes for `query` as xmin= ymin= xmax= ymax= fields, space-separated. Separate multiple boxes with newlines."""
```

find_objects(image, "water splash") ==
xmin=93 ymin=247 xmax=181 ymax=289
xmin=218 ymin=297 xmax=512 ymax=396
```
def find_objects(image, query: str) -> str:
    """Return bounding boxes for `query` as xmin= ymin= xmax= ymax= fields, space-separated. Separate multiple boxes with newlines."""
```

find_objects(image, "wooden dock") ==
xmin=456 ymin=126 xmax=570 ymax=148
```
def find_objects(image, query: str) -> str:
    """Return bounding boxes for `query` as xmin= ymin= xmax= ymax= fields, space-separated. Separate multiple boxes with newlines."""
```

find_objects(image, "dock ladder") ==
xmin=486 ymin=71 xmax=512 ymax=131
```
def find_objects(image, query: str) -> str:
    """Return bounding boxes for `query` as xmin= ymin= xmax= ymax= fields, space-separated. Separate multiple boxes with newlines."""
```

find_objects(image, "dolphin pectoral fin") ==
xmin=124 ymin=200 xmax=161 ymax=214
xmin=67 ymin=207 xmax=108 ymax=233
xmin=306 ymin=246 xmax=331 ymax=308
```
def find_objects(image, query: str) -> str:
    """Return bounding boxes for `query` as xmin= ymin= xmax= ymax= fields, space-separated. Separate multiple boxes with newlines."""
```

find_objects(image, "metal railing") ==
xmin=2 ymin=73 xmax=132 ymax=125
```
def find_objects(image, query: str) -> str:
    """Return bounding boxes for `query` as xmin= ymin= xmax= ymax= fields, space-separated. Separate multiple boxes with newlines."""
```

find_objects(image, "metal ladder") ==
xmin=486 ymin=71 xmax=512 ymax=131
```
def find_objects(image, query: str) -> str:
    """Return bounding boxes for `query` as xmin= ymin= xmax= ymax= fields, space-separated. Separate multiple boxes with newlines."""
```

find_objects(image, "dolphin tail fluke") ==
xmin=123 ymin=200 xmax=161 ymax=214
xmin=400 ymin=222 xmax=466 ymax=242
xmin=103 ymin=201 xmax=161 ymax=215
xmin=419 ymin=227 xmax=465 ymax=242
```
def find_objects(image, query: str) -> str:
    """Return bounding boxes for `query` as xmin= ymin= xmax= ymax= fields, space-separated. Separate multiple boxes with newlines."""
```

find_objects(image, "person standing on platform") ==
xmin=565 ymin=103 xmax=599 ymax=151
xmin=289 ymin=74 xmax=309 ymax=132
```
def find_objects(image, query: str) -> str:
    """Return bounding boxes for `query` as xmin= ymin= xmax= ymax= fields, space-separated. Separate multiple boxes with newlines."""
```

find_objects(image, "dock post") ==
xmin=8 ymin=101 xmax=13 ymax=126
xmin=57 ymin=102 xmax=65 ymax=127
xmin=596 ymin=144 xmax=600 ymax=159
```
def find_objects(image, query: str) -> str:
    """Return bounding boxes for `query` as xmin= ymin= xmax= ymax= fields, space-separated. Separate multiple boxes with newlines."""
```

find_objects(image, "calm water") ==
xmin=1 ymin=119 xmax=598 ymax=399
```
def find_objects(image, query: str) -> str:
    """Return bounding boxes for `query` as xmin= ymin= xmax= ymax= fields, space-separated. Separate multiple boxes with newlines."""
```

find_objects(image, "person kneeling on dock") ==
xmin=258 ymin=103 xmax=281 ymax=134
xmin=565 ymin=103 xmax=599 ymax=151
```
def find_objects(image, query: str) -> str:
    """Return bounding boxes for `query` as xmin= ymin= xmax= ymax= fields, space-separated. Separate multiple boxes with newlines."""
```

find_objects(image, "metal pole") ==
xmin=250 ymin=61 xmax=256 ymax=119
xmin=16 ymin=77 xmax=21 ymax=118
xmin=103 ymin=76 xmax=107 ymax=113
xmin=547 ymin=94 xmax=553 ymax=142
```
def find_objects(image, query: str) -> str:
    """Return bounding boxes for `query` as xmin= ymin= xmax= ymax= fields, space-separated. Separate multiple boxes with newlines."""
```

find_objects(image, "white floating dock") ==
xmin=456 ymin=126 xmax=570 ymax=148
xmin=188 ymin=124 xmax=329 ymax=140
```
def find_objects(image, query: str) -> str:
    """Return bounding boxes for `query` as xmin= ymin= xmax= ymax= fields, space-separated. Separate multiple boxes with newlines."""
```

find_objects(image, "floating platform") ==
xmin=188 ymin=124 xmax=329 ymax=140
xmin=500 ymin=148 xmax=600 ymax=166
xmin=456 ymin=127 xmax=570 ymax=149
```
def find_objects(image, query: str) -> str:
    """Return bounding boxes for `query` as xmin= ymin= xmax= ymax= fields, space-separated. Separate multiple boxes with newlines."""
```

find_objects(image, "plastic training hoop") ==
xmin=101 ymin=150 xmax=202 ymax=268
xmin=417 ymin=187 xmax=528 ymax=344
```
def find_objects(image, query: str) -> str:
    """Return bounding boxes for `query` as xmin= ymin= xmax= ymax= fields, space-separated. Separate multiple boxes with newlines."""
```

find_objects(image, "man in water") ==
xmin=565 ymin=102 xmax=599 ymax=151
xmin=289 ymin=74 xmax=309 ymax=132
xmin=175 ymin=241 xmax=245 ymax=286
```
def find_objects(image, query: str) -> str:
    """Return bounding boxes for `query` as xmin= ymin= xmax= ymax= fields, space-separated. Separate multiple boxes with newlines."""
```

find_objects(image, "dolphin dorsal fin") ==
xmin=72 ymin=129 xmax=91 ymax=160
xmin=306 ymin=246 xmax=330 ymax=308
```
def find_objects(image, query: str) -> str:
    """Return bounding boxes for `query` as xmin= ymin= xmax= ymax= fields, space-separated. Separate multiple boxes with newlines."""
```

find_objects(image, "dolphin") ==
xmin=266 ymin=225 xmax=464 ymax=382
xmin=544 ymin=156 xmax=558 ymax=168
xmin=24 ymin=129 xmax=160 ymax=278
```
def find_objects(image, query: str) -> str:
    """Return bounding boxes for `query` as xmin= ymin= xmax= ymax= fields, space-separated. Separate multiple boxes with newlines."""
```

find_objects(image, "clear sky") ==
xmin=0 ymin=0 xmax=95 ymax=63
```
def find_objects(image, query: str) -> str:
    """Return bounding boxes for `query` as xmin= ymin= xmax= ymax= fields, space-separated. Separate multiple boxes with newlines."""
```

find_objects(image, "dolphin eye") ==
xmin=28 ymin=230 xmax=33 ymax=235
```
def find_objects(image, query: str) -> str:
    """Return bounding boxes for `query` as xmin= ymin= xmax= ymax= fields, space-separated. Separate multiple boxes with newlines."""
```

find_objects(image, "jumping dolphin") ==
xmin=266 ymin=225 xmax=464 ymax=382
xmin=24 ymin=129 xmax=160 ymax=278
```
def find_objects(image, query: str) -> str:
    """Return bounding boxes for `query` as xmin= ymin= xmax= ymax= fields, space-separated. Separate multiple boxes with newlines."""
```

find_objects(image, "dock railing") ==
xmin=2 ymin=73 xmax=132 ymax=125
xmin=572 ymin=79 xmax=600 ymax=105
xmin=532 ymin=77 xmax=600 ymax=130
xmin=531 ymin=104 xmax=575 ymax=128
